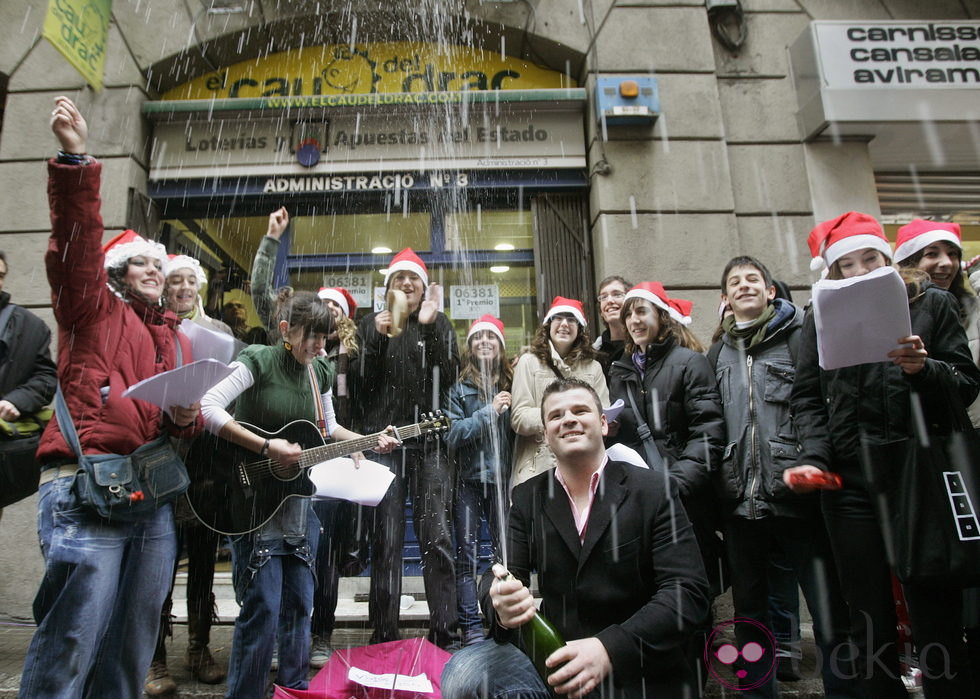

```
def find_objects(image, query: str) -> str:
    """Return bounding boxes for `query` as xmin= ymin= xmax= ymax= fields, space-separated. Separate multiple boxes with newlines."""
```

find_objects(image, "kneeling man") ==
xmin=442 ymin=378 xmax=709 ymax=698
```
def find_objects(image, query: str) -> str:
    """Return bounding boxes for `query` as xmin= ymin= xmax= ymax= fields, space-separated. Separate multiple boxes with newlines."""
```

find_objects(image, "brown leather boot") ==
xmin=185 ymin=605 xmax=226 ymax=684
xmin=144 ymin=658 xmax=177 ymax=696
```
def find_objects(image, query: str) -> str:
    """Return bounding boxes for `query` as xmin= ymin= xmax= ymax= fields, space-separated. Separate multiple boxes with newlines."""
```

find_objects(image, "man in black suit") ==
xmin=441 ymin=378 xmax=709 ymax=698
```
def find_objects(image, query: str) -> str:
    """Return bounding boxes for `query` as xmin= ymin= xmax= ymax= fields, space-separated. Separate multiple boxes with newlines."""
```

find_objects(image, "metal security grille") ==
xmin=531 ymin=193 xmax=595 ymax=323
xmin=876 ymin=172 xmax=980 ymax=218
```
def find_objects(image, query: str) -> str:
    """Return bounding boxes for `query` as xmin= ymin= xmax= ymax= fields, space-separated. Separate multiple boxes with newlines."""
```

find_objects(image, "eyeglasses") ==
xmin=597 ymin=291 xmax=626 ymax=303
xmin=550 ymin=314 xmax=577 ymax=326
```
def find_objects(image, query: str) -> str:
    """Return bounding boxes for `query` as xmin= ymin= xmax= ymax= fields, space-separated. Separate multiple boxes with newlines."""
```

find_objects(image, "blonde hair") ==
xmin=336 ymin=313 xmax=359 ymax=356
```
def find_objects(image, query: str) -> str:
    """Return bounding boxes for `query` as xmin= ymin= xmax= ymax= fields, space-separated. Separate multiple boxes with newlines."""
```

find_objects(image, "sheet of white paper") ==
xmin=603 ymin=398 xmax=625 ymax=423
xmin=606 ymin=443 xmax=649 ymax=469
xmin=347 ymin=667 xmax=433 ymax=693
xmin=309 ymin=457 xmax=396 ymax=507
xmin=180 ymin=319 xmax=246 ymax=365
xmin=812 ymin=266 xmax=912 ymax=371
xmin=122 ymin=359 xmax=235 ymax=409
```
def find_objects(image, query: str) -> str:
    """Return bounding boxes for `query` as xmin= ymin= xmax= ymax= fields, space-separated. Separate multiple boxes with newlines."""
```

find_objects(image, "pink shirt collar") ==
xmin=554 ymin=456 xmax=609 ymax=543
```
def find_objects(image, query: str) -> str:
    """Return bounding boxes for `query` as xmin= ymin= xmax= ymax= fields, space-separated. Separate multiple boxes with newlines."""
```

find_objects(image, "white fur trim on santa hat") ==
xmin=624 ymin=288 xmax=692 ymax=326
xmin=544 ymin=304 xmax=587 ymax=327
xmin=383 ymin=260 xmax=428 ymax=287
xmin=894 ymin=229 xmax=962 ymax=264
xmin=467 ymin=321 xmax=505 ymax=346
xmin=821 ymin=234 xmax=893 ymax=270
xmin=164 ymin=255 xmax=207 ymax=286
xmin=103 ymin=239 xmax=167 ymax=270
xmin=318 ymin=288 xmax=350 ymax=317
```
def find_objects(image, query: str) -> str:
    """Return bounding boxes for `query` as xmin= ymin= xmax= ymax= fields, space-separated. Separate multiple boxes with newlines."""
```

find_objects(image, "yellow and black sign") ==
xmin=43 ymin=0 xmax=111 ymax=90
xmin=163 ymin=41 xmax=573 ymax=100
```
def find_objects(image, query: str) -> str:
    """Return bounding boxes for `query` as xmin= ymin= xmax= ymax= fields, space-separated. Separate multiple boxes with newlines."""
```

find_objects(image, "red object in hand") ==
xmin=129 ymin=490 xmax=145 ymax=502
xmin=788 ymin=471 xmax=843 ymax=490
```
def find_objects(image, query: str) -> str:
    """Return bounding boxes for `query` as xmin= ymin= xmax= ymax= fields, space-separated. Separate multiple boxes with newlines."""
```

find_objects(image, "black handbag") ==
xmin=863 ymin=390 xmax=980 ymax=587
xmin=0 ymin=430 xmax=42 ymax=508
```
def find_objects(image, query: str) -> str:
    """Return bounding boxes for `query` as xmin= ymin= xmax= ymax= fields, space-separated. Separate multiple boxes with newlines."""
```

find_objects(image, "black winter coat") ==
xmin=0 ymin=293 xmax=56 ymax=415
xmin=352 ymin=309 xmax=459 ymax=434
xmin=791 ymin=284 xmax=980 ymax=471
xmin=608 ymin=338 xmax=725 ymax=499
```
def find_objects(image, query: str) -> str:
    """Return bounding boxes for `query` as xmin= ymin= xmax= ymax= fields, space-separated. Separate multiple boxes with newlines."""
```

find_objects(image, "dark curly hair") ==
xmin=529 ymin=318 xmax=595 ymax=367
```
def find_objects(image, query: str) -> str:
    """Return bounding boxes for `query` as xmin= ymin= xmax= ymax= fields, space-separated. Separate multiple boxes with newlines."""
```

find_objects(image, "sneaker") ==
xmin=270 ymin=646 xmax=279 ymax=672
xmin=310 ymin=636 xmax=333 ymax=669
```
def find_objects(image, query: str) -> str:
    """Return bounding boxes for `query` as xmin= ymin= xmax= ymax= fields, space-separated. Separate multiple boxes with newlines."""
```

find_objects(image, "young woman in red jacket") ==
xmin=19 ymin=97 xmax=202 ymax=699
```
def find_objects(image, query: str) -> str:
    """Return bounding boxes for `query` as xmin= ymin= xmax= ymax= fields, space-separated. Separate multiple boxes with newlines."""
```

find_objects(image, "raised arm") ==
xmin=250 ymin=207 xmax=287 ymax=331
xmin=46 ymin=97 xmax=111 ymax=327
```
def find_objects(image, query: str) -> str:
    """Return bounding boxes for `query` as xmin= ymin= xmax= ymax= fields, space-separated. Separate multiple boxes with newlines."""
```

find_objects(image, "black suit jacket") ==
xmin=483 ymin=459 xmax=709 ymax=696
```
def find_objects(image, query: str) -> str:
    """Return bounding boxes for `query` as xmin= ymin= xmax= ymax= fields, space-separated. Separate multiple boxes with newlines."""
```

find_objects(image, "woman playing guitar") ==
xmin=200 ymin=289 xmax=397 ymax=699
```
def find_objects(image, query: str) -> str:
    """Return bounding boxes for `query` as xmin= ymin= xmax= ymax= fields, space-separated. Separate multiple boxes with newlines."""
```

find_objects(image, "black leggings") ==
xmin=822 ymin=463 xmax=972 ymax=698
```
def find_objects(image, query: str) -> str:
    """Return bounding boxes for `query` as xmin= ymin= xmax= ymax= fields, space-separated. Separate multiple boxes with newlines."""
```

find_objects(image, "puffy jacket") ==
xmin=353 ymin=310 xmax=458 ymax=434
xmin=608 ymin=338 xmax=724 ymax=499
xmin=445 ymin=379 xmax=514 ymax=484
xmin=792 ymin=284 xmax=980 ymax=471
xmin=712 ymin=299 xmax=811 ymax=518
xmin=510 ymin=346 xmax=609 ymax=486
xmin=38 ymin=160 xmax=200 ymax=464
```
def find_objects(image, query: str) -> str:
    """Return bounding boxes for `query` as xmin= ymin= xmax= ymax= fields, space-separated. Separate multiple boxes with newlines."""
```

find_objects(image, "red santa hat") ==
xmin=164 ymin=254 xmax=207 ymax=286
xmin=467 ymin=314 xmax=505 ymax=346
xmin=317 ymin=287 xmax=357 ymax=318
xmin=102 ymin=230 xmax=167 ymax=270
xmin=543 ymin=296 xmax=587 ymax=327
xmin=624 ymin=282 xmax=693 ymax=326
xmin=893 ymin=219 xmax=962 ymax=263
xmin=383 ymin=248 xmax=428 ymax=288
xmin=807 ymin=211 xmax=892 ymax=273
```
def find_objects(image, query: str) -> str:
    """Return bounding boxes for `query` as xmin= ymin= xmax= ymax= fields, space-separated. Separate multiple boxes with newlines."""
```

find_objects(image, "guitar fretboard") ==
xmin=297 ymin=424 xmax=423 ymax=469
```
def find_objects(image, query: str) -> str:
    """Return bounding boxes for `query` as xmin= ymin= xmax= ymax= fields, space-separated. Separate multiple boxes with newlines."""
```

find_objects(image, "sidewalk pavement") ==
xmin=0 ymin=616 xmax=858 ymax=698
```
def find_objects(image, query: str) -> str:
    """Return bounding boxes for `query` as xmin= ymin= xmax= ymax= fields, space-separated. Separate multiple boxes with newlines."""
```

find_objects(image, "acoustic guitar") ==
xmin=184 ymin=412 xmax=450 ymax=536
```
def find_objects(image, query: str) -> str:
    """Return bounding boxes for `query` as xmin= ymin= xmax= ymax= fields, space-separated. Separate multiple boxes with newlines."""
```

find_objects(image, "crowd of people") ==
xmin=10 ymin=95 xmax=980 ymax=699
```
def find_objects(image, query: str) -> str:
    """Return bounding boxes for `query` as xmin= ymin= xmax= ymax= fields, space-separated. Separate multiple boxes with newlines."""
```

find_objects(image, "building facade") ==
xmin=0 ymin=0 xmax=977 ymax=617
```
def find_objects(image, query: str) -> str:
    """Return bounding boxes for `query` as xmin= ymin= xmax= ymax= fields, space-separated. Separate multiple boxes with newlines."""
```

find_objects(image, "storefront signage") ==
xmin=150 ymin=111 xmax=584 ymax=179
xmin=43 ymin=0 xmax=110 ymax=90
xmin=321 ymin=272 xmax=373 ymax=308
xmin=790 ymin=21 xmax=980 ymax=142
xmin=450 ymin=285 xmax=500 ymax=319
xmin=813 ymin=22 xmax=980 ymax=86
xmin=163 ymin=42 xmax=571 ymax=101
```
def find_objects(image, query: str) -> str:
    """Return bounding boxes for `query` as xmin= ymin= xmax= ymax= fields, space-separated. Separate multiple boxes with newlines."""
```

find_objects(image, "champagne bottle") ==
xmin=502 ymin=573 xmax=566 ymax=681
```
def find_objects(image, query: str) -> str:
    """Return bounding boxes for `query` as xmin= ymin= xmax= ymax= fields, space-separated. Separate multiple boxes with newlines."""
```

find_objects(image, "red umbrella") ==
xmin=274 ymin=637 xmax=452 ymax=699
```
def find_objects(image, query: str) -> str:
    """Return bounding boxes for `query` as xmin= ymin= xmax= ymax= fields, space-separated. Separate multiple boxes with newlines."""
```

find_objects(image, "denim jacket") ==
xmin=445 ymin=379 xmax=514 ymax=484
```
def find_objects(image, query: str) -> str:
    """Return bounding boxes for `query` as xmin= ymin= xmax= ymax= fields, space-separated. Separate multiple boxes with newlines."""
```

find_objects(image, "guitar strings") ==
xmin=237 ymin=420 xmax=435 ymax=482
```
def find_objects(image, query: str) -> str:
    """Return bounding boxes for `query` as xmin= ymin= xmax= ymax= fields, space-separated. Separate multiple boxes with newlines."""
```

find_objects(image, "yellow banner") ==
xmin=163 ymin=42 xmax=573 ymax=100
xmin=42 ymin=0 xmax=111 ymax=91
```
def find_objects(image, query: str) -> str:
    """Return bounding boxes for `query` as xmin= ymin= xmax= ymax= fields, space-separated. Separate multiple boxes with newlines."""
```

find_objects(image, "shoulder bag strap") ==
xmin=306 ymin=364 xmax=328 ymax=439
xmin=53 ymin=384 xmax=84 ymax=459
xmin=624 ymin=382 xmax=665 ymax=470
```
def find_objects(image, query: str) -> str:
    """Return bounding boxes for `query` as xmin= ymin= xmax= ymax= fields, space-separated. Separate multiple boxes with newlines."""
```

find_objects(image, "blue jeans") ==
xmin=454 ymin=479 xmax=504 ymax=643
xmin=442 ymin=640 xmax=549 ymax=699
xmin=19 ymin=476 xmax=177 ymax=699
xmin=225 ymin=503 xmax=319 ymax=699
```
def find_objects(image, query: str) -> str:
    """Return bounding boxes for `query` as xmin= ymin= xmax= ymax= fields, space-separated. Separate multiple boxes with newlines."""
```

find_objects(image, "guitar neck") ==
xmin=298 ymin=423 xmax=422 ymax=469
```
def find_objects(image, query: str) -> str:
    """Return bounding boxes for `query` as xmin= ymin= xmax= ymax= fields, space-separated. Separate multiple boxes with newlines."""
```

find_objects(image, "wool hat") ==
xmin=624 ymin=282 xmax=693 ymax=326
xmin=467 ymin=314 xmax=505 ymax=346
xmin=807 ymin=212 xmax=892 ymax=273
xmin=164 ymin=254 xmax=207 ymax=286
xmin=383 ymin=248 xmax=428 ymax=288
xmin=544 ymin=296 xmax=587 ymax=327
xmin=894 ymin=219 xmax=962 ymax=263
xmin=102 ymin=230 xmax=167 ymax=270
xmin=317 ymin=287 xmax=357 ymax=318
